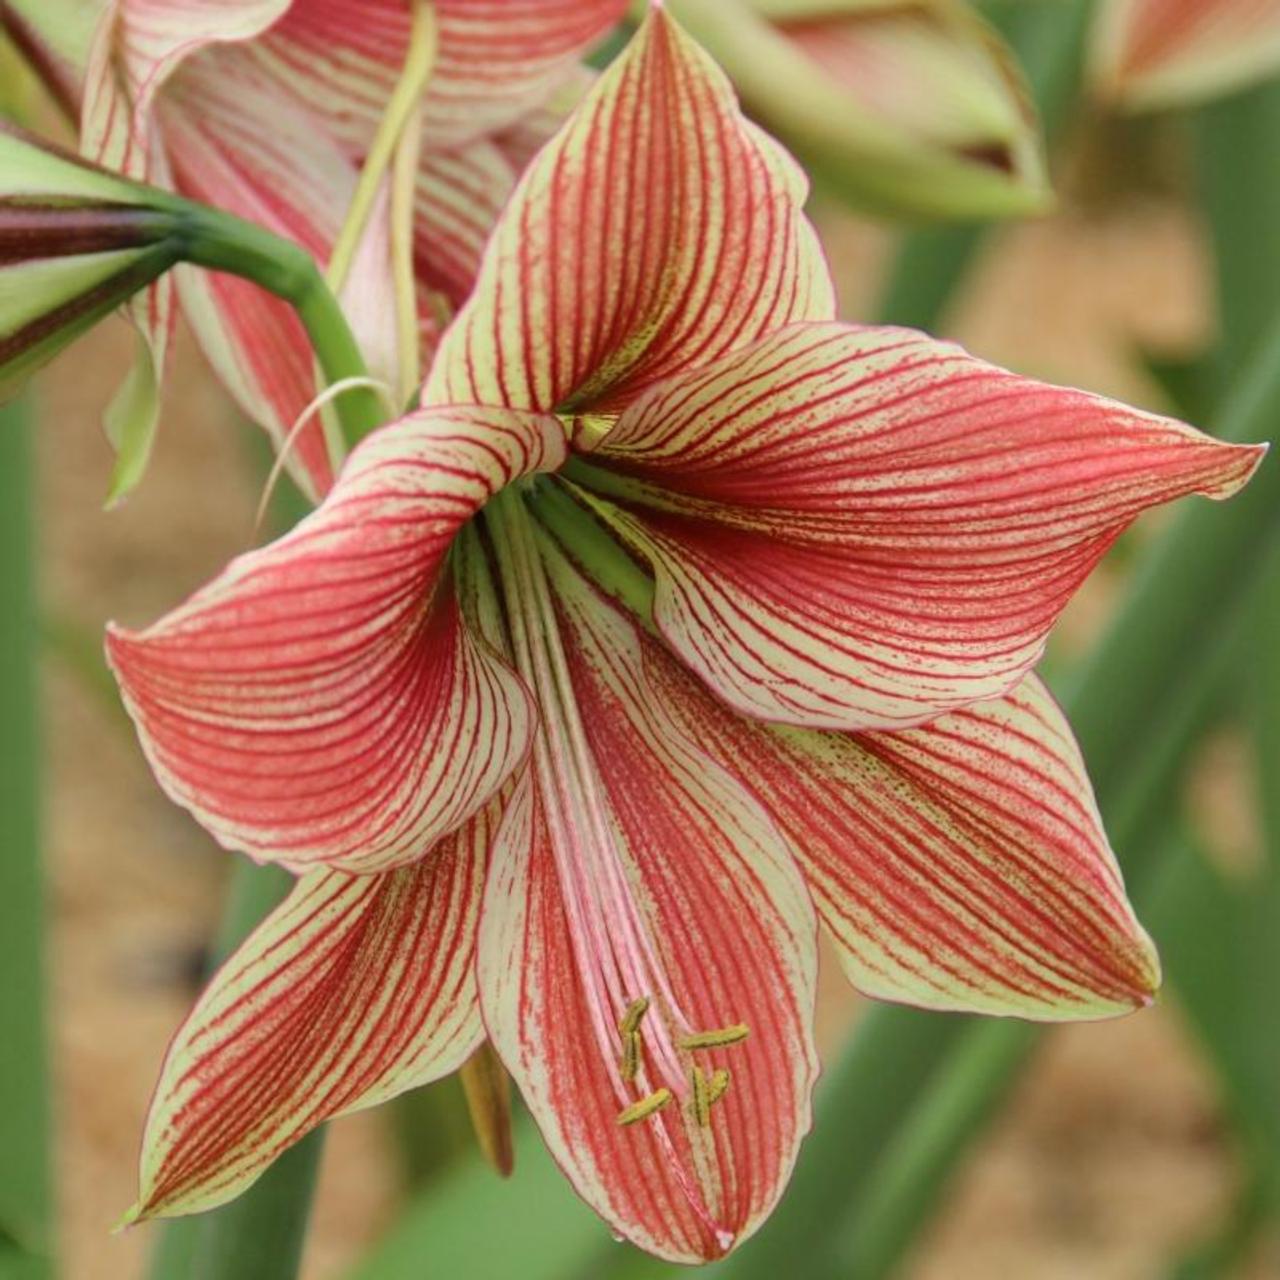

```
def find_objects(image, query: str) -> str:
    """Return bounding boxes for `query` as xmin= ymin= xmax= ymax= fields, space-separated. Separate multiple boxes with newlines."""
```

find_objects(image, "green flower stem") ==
xmin=0 ymin=396 xmax=52 ymax=1280
xmin=171 ymin=202 xmax=386 ymax=453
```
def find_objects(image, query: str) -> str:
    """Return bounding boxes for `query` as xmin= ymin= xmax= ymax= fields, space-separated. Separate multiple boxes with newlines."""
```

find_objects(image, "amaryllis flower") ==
xmin=1091 ymin=0 xmax=1280 ymax=110
xmin=76 ymin=0 xmax=625 ymax=499
xmin=106 ymin=11 xmax=1265 ymax=1263
xmin=665 ymin=0 xmax=1048 ymax=218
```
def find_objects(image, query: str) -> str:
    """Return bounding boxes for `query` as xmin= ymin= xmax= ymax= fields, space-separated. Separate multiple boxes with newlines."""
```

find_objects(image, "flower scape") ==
xmin=50 ymin=1 xmax=1268 ymax=1266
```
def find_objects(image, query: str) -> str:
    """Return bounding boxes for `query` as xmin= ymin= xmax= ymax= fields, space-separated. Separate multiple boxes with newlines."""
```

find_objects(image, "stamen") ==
xmin=679 ymin=1024 xmax=750 ymax=1051
xmin=708 ymin=1068 xmax=731 ymax=1105
xmin=690 ymin=1067 xmax=711 ymax=1128
xmin=620 ymin=1030 xmax=642 ymax=1083
xmin=617 ymin=1088 xmax=673 ymax=1127
xmin=619 ymin=996 xmax=651 ymax=1036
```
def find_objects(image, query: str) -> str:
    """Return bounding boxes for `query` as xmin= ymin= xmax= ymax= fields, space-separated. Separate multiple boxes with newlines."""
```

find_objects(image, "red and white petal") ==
xmin=241 ymin=0 xmax=626 ymax=157
xmin=415 ymin=140 xmax=519 ymax=308
xmin=584 ymin=322 xmax=1265 ymax=731
xmin=106 ymin=407 xmax=566 ymax=874
xmin=108 ymin=0 xmax=290 ymax=120
xmin=158 ymin=52 xmax=367 ymax=500
xmin=654 ymin=654 xmax=1160 ymax=1019
xmin=132 ymin=807 xmax=495 ymax=1221
xmin=479 ymin=554 xmax=818 ymax=1263
xmin=1092 ymin=0 xmax=1280 ymax=110
xmin=424 ymin=9 xmax=836 ymax=414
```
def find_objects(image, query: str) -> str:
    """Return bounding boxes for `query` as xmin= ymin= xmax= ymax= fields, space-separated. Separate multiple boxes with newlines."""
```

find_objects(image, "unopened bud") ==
xmin=667 ymin=0 xmax=1050 ymax=220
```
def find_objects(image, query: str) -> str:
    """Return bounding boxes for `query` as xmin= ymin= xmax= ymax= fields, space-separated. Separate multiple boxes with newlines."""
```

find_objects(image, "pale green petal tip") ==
xmin=102 ymin=337 xmax=162 ymax=509
xmin=111 ymin=1203 xmax=144 ymax=1234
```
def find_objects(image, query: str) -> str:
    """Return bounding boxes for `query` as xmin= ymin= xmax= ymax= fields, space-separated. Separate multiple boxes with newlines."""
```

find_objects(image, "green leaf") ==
xmin=345 ymin=1116 xmax=607 ymax=1280
xmin=0 ymin=397 xmax=52 ymax=1280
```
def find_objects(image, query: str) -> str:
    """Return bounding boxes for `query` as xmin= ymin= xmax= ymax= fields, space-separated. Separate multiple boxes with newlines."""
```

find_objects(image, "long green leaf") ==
xmin=0 ymin=397 xmax=52 ymax=1280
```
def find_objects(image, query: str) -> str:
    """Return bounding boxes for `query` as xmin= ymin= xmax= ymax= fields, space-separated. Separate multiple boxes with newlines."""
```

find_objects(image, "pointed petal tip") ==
xmin=1202 ymin=438 xmax=1269 ymax=500
xmin=111 ymin=1203 xmax=144 ymax=1234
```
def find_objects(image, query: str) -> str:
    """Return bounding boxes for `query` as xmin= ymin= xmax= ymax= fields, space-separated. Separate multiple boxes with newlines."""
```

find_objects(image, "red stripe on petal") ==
xmin=425 ymin=9 xmax=836 ymax=415
xmin=582 ymin=321 xmax=1264 ymax=731
xmin=644 ymin=642 xmax=1160 ymax=1020
xmin=477 ymin=529 xmax=817 ymax=1262
xmin=107 ymin=407 xmax=566 ymax=874
xmin=134 ymin=805 xmax=495 ymax=1220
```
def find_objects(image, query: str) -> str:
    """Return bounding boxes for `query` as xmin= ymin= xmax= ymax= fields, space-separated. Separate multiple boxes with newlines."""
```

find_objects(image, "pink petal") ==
xmin=650 ymin=650 xmax=1161 ymax=1019
xmin=478 ymin=548 xmax=818 ymax=1262
xmin=581 ymin=322 xmax=1265 ymax=731
xmin=132 ymin=806 xmax=495 ymax=1220
xmin=106 ymin=407 xmax=566 ymax=874
xmin=247 ymin=0 xmax=626 ymax=154
xmin=1093 ymin=0 xmax=1280 ymax=108
xmin=157 ymin=52 xmax=369 ymax=500
xmin=424 ymin=9 xmax=836 ymax=414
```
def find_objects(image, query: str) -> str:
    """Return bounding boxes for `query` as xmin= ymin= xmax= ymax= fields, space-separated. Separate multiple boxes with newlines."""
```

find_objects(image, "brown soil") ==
xmin=33 ymin=194 xmax=1277 ymax=1279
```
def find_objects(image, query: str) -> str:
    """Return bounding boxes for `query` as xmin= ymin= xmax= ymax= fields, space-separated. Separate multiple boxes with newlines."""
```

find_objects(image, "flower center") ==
xmin=485 ymin=490 xmax=749 ymax=1130
xmin=556 ymin=411 xmax=617 ymax=453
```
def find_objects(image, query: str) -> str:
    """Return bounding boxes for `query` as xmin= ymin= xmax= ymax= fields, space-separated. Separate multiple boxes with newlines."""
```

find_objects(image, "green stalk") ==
xmin=171 ymin=203 xmax=385 ymax=451
xmin=0 ymin=397 xmax=52 ymax=1280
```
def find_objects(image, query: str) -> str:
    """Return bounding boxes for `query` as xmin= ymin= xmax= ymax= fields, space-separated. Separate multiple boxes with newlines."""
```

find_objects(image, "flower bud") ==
xmin=0 ymin=122 xmax=180 ymax=403
xmin=666 ymin=0 xmax=1050 ymax=220
xmin=1090 ymin=0 xmax=1280 ymax=111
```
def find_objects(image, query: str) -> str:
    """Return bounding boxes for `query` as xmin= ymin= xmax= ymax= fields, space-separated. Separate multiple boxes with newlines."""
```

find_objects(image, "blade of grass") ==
xmin=0 ymin=397 xmax=52 ymax=1280
xmin=345 ymin=1115 xmax=606 ymax=1280
xmin=1197 ymin=77 xmax=1280 ymax=385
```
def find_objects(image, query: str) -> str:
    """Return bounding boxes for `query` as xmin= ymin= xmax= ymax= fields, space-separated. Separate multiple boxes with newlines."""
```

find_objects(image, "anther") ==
xmin=620 ymin=1030 xmax=642 ymax=1082
xmin=617 ymin=1088 xmax=673 ymax=1127
xmin=708 ymin=1067 xmax=731 ymax=1105
xmin=678 ymin=1023 xmax=750 ymax=1051
xmin=691 ymin=1067 xmax=711 ymax=1128
xmin=619 ymin=996 xmax=651 ymax=1036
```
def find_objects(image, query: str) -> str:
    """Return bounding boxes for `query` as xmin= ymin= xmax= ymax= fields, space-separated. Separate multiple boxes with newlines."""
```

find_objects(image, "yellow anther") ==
xmin=619 ymin=996 xmax=651 ymax=1037
xmin=617 ymin=1088 xmax=673 ymax=1127
xmin=708 ymin=1067 xmax=731 ymax=1105
xmin=620 ymin=1030 xmax=642 ymax=1082
xmin=679 ymin=1023 xmax=750 ymax=1051
xmin=691 ymin=1067 xmax=711 ymax=1128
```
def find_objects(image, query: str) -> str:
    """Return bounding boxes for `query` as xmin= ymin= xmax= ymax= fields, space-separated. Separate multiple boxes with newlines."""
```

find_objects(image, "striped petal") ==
xmin=245 ymin=0 xmax=627 ymax=154
xmin=478 ymin=540 xmax=818 ymax=1262
xmin=131 ymin=806 xmax=494 ymax=1221
xmin=424 ymin=8 xmax=835 ymax=414
xmin=158 ymin=51 xmax=364 ymax=499
xmin=415 ymin=139 xmax=519 ymax=309
xmin=1092 ymin=0 xmax=1280 ymax=110
xmin=577 ymin=322 xmax=1265 ymax=731
xmin=651 ymin=650 xmax=1159 ymax=1019
xmin=106 ymin=0 xmax=291 ymax=120
xmin=106 ymin=407 xmax=566 ymax=874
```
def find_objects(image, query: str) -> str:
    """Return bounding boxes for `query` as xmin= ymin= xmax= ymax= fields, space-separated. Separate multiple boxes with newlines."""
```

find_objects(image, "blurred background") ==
xmin=2 ymin=2 xmax=1278 ymax=1278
